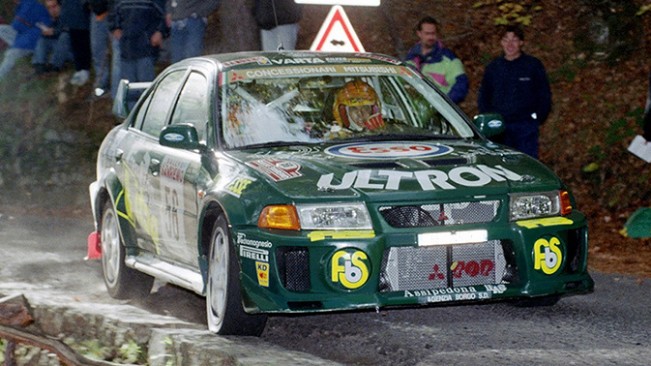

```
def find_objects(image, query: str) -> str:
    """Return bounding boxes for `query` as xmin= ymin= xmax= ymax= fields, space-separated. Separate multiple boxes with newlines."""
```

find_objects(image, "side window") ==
xmin=132 ymin=92 xmax=153 ymax=130
xmin=141 ymin=71 xmax=185 ymax=137
xmin=171 ymin=72 xmax=209 ymax=142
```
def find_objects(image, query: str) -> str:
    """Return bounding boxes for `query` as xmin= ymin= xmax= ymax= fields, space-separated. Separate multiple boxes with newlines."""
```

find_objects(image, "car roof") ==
xmin=173 ymin=51 xmax=405 ymax=72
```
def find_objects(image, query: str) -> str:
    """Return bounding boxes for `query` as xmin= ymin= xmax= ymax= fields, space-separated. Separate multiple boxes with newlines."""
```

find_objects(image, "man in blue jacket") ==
xmin=478 ymin=25 xmax=552 ymax=159
xmin=0 ymin=0 xmax=51 ymax=81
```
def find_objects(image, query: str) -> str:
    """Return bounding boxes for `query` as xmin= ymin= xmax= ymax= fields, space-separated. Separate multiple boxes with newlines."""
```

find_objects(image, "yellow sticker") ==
xmin=308 ymin=230 xmax=375 ymax=242
xmin=330 ymin=249 xmax=370 ymax=290
xmin=516 ymin=217 xmax=574 ymax=229
xmin=533 ymin=237 xmax=563 ymax=275
xmin=256 ymin=261 xmax=269 ymax=287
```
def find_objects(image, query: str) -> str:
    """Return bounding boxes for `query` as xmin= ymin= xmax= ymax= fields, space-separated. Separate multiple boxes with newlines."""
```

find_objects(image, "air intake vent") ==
xmin=276 ymin=247 xmax=310 ymax=292
xmin=380 ymin=200 xmax=500 ymax=228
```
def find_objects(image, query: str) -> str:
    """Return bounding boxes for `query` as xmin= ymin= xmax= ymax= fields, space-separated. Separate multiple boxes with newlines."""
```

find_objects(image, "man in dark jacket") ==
xmin=110 ymin=0 xmax=168 ymax=82
xmin=477 ymin=25 xmax=552 ymax=159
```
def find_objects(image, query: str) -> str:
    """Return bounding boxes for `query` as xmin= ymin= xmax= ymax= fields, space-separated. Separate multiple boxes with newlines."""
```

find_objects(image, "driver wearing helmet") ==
xmin=332 ymin=79 xmax=384 ymax=131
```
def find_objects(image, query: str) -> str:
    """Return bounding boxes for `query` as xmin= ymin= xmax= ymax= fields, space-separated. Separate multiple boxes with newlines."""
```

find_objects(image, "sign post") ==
xmin=310 ymin=5 xmax=365 ymax=52
xmin=295 ymin=0 xmax=379 ymax=5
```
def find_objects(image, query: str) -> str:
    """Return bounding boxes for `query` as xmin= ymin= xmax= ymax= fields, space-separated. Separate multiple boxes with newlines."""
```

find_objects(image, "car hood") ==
xmin=222 ymin=140 xmax=562 ymax=202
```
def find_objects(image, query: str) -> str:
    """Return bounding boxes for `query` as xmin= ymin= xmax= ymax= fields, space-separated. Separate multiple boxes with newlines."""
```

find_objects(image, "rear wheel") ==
xmin=100 ymin=201 xmax=154 ymax=299
xmin=206 ymin=215 xmax=267 ymax=336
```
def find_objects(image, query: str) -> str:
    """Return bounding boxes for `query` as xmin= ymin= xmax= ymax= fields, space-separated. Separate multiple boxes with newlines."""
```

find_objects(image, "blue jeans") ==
xmin=32 ymin=33 xmax=73 ymax=69
xmin=0 ymin=24 xmax=16 ymax=46
xmin=0 ymin=48 xmax=33 ymax=81
xmin=499 ymin=120 xmax=540 ymax=159
xmin=91 ymin=16 xmax=121 ymax=98
xmin=121 ymin=56 xmax=155 ymax=83
xmin=169 ymin=16 xmax=207 ymax=63
xmin=260 ymin=23 xmax=299 ymax=51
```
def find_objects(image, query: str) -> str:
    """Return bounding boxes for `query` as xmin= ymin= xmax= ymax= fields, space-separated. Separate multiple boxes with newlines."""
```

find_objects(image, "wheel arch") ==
xmin=197 ymin=199 xmax=227 ymax=291
xmin=96 ymin=173 xmax=137 ymax=248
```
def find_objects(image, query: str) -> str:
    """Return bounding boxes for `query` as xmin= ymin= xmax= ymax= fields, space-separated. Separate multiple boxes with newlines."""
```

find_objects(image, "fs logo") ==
xmin=330 ymin=249 xmax=370 ymax=290
xmin=533 ymin=237 xmax=563 ymax=275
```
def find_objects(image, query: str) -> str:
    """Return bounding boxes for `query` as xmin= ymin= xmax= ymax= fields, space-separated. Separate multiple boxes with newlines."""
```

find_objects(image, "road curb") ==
xmin=16 ymin=292 xmax=338 ymax=365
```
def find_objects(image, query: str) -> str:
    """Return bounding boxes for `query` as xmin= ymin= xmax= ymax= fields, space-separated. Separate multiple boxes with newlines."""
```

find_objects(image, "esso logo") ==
xmin=325 ymin=142 xmax=453 ymax=160
xmin=329 ymin=248 xmax=370 ymax=290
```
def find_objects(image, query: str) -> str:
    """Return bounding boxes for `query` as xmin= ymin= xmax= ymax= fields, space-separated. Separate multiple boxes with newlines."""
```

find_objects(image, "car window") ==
xmin=131 ymin=91 xmax=153 ymax=131
xmin=141 ymin=70 xmax=186 ymax=137
xmin=171 ymin=71 xmax=209 ymax=143
xmin=222 ymin=65 xmax=474 ymax=149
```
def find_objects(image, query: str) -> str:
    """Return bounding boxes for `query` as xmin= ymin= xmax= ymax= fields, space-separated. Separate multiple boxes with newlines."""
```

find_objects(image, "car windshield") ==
xmin=221 ymin=63 xmax=475 ymax=149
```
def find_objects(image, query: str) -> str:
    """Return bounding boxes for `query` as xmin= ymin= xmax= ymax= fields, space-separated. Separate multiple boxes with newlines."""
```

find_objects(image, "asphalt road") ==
xmin=1 ymin=212 xmax=649 ymax=365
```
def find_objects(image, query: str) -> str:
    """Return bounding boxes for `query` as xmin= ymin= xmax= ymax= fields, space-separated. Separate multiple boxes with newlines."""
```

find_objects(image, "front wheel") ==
xmin=206 ymin=215 xmax=267 ymax=336
xmin=100 ymin=201 xmax=154 ymax=299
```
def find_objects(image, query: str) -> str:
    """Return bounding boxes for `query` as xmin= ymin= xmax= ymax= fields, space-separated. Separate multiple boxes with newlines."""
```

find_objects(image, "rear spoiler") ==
xmin=112 ymin=79 xmax=152 ymax=118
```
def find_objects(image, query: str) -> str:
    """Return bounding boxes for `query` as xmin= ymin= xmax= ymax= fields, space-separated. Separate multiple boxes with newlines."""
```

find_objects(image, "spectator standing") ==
xmin=477 ymin=25 xmax=552 ymax=159
xmin=60 ymin=0 xmax=92 ymax=86
xmin=0 ymin=0 xmax=51 ymax=82
xmin=110 ymin=0 xmax=168 ymax=83
xmin=89 ymin=0 xmax=120 ymax=98
xmin=405 ymin=16 xmax=468 ymax=104
xmin=165 ymin=0 xmax=219 ymax=63
xmin=253 ymin=0 xmax=302 ymax=51
xmin=32 ymin=0 xmax=73 ymax=75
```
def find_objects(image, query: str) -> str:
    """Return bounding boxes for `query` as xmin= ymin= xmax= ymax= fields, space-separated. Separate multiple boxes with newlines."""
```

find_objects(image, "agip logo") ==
xmin=533 ymin=237 xmax=563 ymax=275
xmin=329 ymin=248 xmax=370 ymax=290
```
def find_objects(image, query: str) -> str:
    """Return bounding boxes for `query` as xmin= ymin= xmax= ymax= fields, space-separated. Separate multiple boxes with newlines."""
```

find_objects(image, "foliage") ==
xmin=118 ymin=340 xmax=144 ymax=364
xmin=580 ymin=108 xmax=651 ymax=210
xmin=72 ymin=339 xmax=112 ymax=361
xmin=637 ymin=3 xmax=651 ymax=16
xmin=472 ymin=0 xmax=543 ymax=26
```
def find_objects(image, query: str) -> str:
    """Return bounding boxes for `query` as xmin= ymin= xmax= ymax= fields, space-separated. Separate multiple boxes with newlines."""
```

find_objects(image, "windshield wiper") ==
xmin=237 ymin=140 xmax=318 ymax=150
xmin=363 ymin=133 xmax=461 ymax=141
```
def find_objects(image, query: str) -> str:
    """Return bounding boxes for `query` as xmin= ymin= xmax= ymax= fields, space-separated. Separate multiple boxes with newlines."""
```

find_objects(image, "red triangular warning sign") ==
xmin=310 ymin=5 xmax=365 ymax=52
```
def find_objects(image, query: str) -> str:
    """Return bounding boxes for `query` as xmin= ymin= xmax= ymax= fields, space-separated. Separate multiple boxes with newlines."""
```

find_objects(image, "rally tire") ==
xmin=100 ymin=201 xmax=154 ymax=299
xmin=206 ymin=215 xmax=267 ymax=336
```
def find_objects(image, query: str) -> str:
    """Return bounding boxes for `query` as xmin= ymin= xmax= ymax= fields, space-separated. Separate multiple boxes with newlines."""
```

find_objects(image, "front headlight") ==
xmin=509 ymin=191 xmax=562 ymax=221
xmin=296 ymin=202 xmax=372 ymax=230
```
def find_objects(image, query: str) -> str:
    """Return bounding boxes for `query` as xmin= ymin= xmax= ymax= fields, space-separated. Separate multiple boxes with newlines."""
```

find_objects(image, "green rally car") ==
xmin=88 ymin=51 xmax=594 ymax=336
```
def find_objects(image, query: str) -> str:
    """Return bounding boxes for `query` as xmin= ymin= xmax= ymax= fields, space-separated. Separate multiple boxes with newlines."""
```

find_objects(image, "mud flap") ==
xmin=86 ymin=231 xmax=101 ymax=260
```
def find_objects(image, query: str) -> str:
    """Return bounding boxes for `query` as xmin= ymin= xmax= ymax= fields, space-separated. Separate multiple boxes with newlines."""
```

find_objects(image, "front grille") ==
xmin=379 ymin=200 xmax=500 ymax=228
xmin=379 ymin=240 xmax=508 ymax=292
xmin=276 ymin=247 xmax=310 ymax=292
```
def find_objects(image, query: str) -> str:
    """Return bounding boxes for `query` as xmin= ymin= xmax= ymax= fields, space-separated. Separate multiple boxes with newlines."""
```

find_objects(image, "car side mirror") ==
xmin=159 ymin=124 xmax=203 ymax=151
xmin=473 ymin=113 xmax=505 ymax=138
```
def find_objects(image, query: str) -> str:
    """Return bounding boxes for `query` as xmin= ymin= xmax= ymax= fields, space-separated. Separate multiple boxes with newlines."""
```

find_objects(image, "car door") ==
xmin=156 ymin=70 xmax=212 ymax=266
xmin=122 ymin=69 xmax=187 ymax=256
